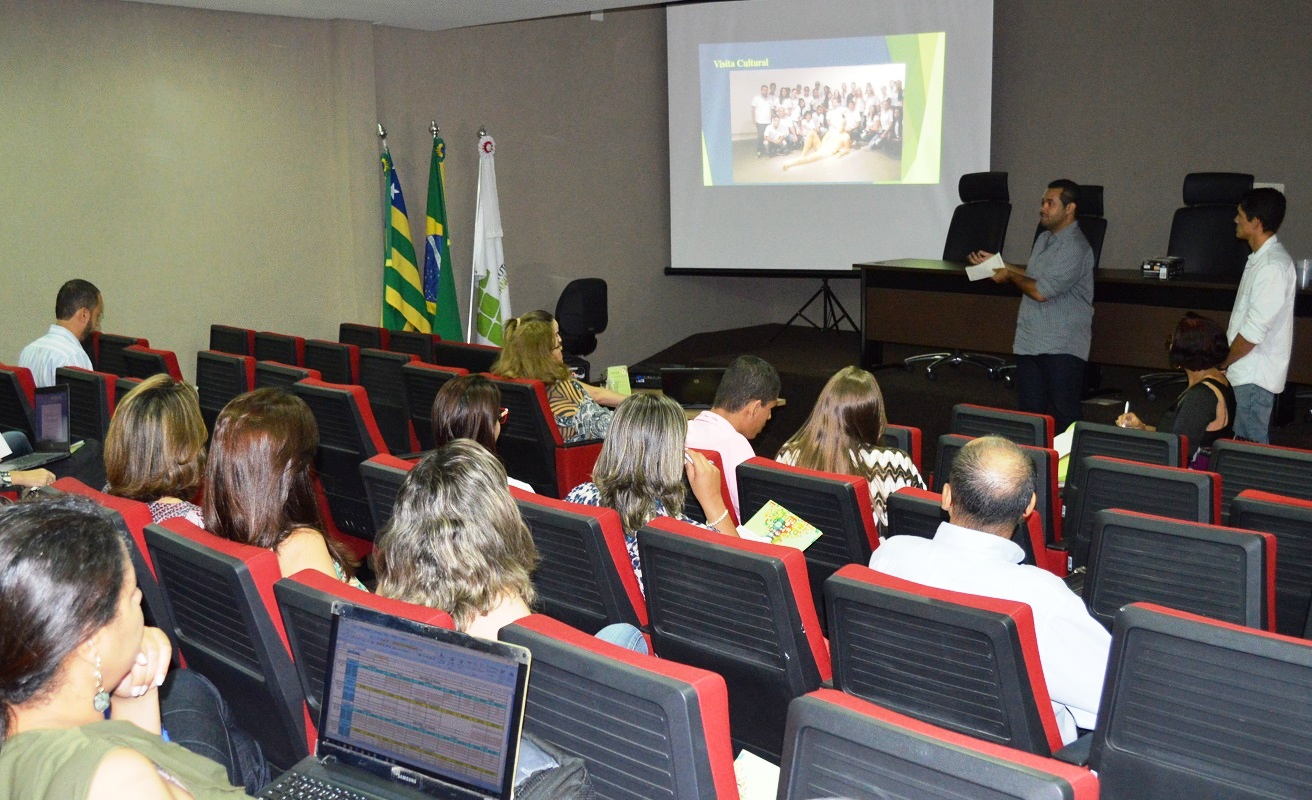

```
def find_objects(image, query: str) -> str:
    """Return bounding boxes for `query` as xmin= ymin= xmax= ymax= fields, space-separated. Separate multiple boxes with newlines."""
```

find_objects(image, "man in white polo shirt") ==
xmin=685 ymin=355 xmax=779 ymax=519
xmin=1223 ymin=188 xmax=1294 ymax=443
xmin=19 ymin=279 xmax=102 ymax=387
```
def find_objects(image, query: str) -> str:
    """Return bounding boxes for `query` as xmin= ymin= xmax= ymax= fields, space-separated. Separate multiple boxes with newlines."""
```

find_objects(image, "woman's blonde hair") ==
xmin=779 ymin=366 xmax=887 ymax=478
xmin=491 ymin=314 xmax=570 ymax=385
xmin=374 ymin=440 xmax=538 ymax=631
xmin=104 ymin=374 xmax=207 ymax=503
xmin=592 ymin=393 xmax=688 ymax=535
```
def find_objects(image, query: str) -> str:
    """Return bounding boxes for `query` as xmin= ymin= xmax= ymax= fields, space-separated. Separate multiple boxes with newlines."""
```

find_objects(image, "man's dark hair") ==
xmin=1048 ymin=179 xmax=1080 ymax=210
xmin=1169 ymin=311 xmax=1230 ymax=371
xmin=55 ymin=279 xmax=101 ymax=321
xmin=713 ymin=355 xmax=780 ymax=413
xmin=1239 ymin=187 xmax=1286 ymax=234
xmin=947 ymin=436 xmax=1035 ymax=532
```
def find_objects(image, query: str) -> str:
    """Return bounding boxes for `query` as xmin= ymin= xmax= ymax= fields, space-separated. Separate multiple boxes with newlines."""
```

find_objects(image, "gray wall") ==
xmin=4 ymin=0 xmax=1309 ymax=380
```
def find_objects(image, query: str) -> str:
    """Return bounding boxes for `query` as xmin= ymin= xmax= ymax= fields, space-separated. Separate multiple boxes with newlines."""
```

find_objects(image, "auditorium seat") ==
xmin=272 ymin=568 xmax=453 ymax=720
xmin=357 ymin=348 xmax=420 ymax=455
xmin=144 ymin=518 xmax=311 ymax=771
xmin=736 ymin=456 xmax=879 ymax=633
xmin=254 ymin=361 xmax=319 ymax=390
xmin=680 ymin=447 xmax=737 ymax=528
xmin=431 ymin=339 xmax=501 ymax=373
xmin=486 ymin=374 xmax=602 ymax=498
xmin=302 ymin=339 xmax=359 ymax=385
xmin=385 ymin=329 xmax=437 ymax=362
xmin=513 ymin=488 xmax=646 ymax=635
xmin=501 ymin=615 xmax=737 ymax=800
xmin=778 ymin=690 xmax=1099 ymax=800
xmin=1089 ymin=602 xmax=1312 ymax=799
xmin=55 ymin=366 xmax=116 ymax=442
xmin=338 ymin=322 xmax=387 ymax=351
xmin=253 ymin=331 xmax=305 ymax=367
xmin=1084 ymin=509 xmax=1274 ymax=631
xmin=1062 ymin=421 xmax=1186 ymax=521
xmin=90 ymin=332 xmax=149 ymax=377
xmin=1211 ymin=438 xmax=1312 ymax=521
xmin=358 ymin=453 xmax=415 ymax=532
xmin=114 ymin=376 xmax=143 ymax=405
xmin=194 ymin=350 xmax=255 ymax=434
xmin=0 ymin=363 xmax=37 ymax=439
xmin=1229 ymin=489 xmax=1312 ymax=636
xmin=638 ymin=516 xmax=830 ymax=761
xmin=208 ymin=324 xmax=255 ymax=356
xmin=949 ymin=403 xmax=1054 ymax=447
xmin=825 ymin=564 xmax=1065 ymax=756
xmin=121 ymin=344 xmax=183 ymax=381
xmin=884 ymin=486 xmax=945 ymax=541
xmin=881 ymin=423 xmax=923 ymax=471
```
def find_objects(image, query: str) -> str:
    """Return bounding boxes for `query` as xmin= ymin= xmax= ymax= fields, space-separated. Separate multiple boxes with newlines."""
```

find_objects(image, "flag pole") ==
xmin=378 ymin=124 xmax=390 ymax=328
xmin=465 ymin=125 xmax=489 ymax=343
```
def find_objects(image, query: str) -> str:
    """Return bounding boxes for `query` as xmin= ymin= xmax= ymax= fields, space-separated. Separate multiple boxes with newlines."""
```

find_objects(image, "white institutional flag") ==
xmin=469 ymin=134 xmax=511 ymax=346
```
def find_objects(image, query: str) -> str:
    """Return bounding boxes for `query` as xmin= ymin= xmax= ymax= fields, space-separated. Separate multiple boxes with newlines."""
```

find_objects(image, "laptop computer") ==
xmin=0 ymin=385 xmax=72 ymax=471
xmin=660 ymin=367 xmax=726 ymax=410
xmin=260 ymin=604 xmax=532 ymax=800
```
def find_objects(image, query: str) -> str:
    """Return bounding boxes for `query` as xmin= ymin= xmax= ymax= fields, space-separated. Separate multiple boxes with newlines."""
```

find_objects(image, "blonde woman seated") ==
xmin=104 ymin=374 xmax=207 ymax=526
xmin=491 ymin=311 xmax=624 ymax=443
xmin=374 ymin=440 xmax=539 ymax=641
xmin=777 ymin=366 xmax=925 ymax=530
xmin=565 ymin=393 xmax=739 ymax=594
xmin=203 ymin=389 xmax=361 ymax=588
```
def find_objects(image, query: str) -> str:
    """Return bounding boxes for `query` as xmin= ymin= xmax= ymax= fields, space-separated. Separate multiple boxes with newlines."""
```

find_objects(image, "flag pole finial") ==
xmin=478 ymin=126 xmax=487 ymax=138
xmin=377 ymin=123 xmax=387 ymax=139
xmin=430 ymin=121 xmax=439 ymax=136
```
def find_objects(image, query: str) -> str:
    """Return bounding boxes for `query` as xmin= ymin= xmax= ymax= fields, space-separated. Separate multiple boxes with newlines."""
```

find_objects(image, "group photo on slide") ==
xmin=732 ymin=68 xmax=906 ymax=183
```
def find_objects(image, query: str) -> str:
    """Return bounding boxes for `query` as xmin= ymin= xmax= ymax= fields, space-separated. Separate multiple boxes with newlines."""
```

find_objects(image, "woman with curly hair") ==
xmin=776 ymin=366 xmax=925 ymax=529
xmin=374 ymin=440 xmax=539 ymax=639
xmin=104 ymin=374 xmax=207 ymax=525
xmin=491 ymin=311 xmax=624 ymax=443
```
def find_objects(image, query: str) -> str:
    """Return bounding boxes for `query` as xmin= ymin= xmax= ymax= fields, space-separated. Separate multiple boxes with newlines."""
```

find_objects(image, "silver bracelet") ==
xmin=708 ymin=508 xmax=730 ymax=527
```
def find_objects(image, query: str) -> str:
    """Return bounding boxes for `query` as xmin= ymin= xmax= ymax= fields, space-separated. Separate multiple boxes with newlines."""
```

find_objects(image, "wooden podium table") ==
xmin=855 ymin=259 xmax=1312 ymax=384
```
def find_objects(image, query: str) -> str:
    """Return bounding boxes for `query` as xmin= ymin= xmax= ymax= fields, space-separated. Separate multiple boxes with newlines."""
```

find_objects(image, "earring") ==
xmin=92 ymin=653 xmax=111 ymax=713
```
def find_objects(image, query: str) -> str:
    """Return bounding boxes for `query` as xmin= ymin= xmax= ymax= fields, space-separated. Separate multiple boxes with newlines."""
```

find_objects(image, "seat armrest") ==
xmin=1052 ymin=732 xmax=1093 ymax=766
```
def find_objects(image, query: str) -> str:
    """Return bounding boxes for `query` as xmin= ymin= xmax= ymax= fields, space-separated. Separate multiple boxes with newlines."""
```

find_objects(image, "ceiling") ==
xmin=123 ymin=0 xmax=670 ymax=32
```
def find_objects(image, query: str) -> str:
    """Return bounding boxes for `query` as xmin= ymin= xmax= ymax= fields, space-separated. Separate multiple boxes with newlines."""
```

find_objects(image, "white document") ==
xmin=965 ymin=252 xmax=1004 ymax=281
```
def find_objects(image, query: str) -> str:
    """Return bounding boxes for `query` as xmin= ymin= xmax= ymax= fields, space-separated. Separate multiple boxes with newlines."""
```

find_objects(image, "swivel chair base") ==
xmin=904 ymin=349 xmax=1006 ymax=381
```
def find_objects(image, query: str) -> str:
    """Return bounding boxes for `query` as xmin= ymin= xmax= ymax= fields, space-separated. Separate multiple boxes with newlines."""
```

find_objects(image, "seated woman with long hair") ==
xmin=1117 ymin=312 xmax=1236 ymax=469
xmin=776 ymin=366 xmax=925 ymax=529
xmin=203 ymin=389 xmax=358 ymax=586
xmin=491 ymin=311 xmax=624 ymax=443
xmin=104 ymin=374 xmax=207 ymax=525
xmin=565 ymin=392 xmax=739 ymax=593
xmin=429 ymin=374 xmax=532 ymax=492
xmin=0 ymin=495 xmax=266 ymax=797
xmin=374 ymin=440 xmax=539 ymax=640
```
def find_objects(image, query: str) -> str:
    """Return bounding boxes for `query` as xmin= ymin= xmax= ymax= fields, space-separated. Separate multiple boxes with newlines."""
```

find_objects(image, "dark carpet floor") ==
xmin=640 ymin=323 xmax=1312 ymax=476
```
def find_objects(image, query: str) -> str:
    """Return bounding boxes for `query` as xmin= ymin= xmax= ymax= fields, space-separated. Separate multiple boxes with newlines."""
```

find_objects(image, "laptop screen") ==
xmin=661 ymin=367 xmax=726 ymax=409
xmin=319 ymin=605 xmax=531 ymax=799
xmin=32 ymin=385 xmax=71 ymax=452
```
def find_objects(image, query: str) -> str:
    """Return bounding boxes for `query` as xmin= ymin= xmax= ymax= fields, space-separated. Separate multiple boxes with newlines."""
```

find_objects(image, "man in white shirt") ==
xmin=684 ymin=355 xmax=780 ymax=518
xmin=1223 ymin=188 xmax=1294 ymax=443
xmin=750 ymin=84 xmax=773 ymax=158
xmin=18 ymin=279 xmax=102 ymax=387
xmin=869 ymin=436 xmax=1111 ymax=744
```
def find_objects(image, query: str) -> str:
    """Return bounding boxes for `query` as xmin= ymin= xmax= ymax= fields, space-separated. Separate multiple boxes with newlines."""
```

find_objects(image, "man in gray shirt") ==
xmin=969 ymin=180 xmax=1094 ymax=432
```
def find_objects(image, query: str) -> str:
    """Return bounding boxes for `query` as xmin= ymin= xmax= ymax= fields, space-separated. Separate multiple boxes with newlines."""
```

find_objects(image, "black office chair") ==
xmin=555 ymin=278 xmax=607 ymax=379
xmin=1141 ymin=172 xmax=1254 ymax=398
xmin=905 ymin=172 xmax=1011 ymax=378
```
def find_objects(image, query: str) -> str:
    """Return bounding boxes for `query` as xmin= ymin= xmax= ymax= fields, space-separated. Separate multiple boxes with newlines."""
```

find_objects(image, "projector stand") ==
xmin=769 ymin=277 xmax=857 ymax=344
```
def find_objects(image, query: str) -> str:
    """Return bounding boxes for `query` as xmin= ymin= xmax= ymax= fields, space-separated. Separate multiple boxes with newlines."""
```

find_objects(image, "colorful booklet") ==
xmin=739 ymin=500 xmax=824 ymax=551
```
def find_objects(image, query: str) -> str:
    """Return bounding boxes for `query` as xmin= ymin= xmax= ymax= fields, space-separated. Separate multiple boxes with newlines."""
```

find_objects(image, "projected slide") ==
xmin=699 ymin=33 xmax=944 ymax=186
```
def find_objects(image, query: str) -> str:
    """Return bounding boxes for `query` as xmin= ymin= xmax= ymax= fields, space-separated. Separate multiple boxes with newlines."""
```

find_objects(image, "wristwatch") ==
xmin=0 ymin=471 xmax=11 ymax=489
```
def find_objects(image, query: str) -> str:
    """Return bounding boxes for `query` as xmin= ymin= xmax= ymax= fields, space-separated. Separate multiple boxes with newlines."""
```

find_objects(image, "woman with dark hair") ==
xmin=429 ymin=374 xmax=532 ymax=492
xmin=0 ymin=494 xmax=265 ymax=797
xmin=375 ymin=440 xmax=539 ymax=640
xmin=105 ymin=374 xmax=207 ymax=525
xmin=203 ymin=389 xmax=358 ymax=585
xmin=565 ymin=393 xmax=739 ymax=593
xmin=1117 ymin=312 xmax=1236 ymax=468
xmin=491 ymin=311 xmax=623 ymax=443
xmin=777 ymin=366 xmax=924 ymax=529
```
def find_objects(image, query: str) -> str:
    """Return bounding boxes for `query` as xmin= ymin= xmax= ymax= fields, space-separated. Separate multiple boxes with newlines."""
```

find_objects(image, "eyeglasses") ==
xmin=498 ymin=407 xmax=510 ymax=425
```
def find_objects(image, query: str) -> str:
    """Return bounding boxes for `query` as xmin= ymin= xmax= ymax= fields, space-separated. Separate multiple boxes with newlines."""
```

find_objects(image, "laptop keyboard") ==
xmin=0 ymin=452 xmax=65 ymax=471
xmin=259 ymin=772 xmax=370 ymax=800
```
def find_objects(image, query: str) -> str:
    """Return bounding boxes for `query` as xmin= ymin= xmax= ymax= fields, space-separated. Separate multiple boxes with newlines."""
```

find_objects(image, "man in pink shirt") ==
xmin=684 ymin=355 xmax=780 ymax=518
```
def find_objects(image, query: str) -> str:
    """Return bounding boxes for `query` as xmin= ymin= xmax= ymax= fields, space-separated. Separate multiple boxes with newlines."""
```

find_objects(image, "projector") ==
xmin=1141 ymin=257 xmax=1184 ymax=280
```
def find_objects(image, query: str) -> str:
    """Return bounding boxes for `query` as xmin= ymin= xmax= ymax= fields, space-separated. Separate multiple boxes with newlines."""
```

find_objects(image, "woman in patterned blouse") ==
xmin=104 ymin=374 xmax=207 ymax=526
xmin=777 ymin=366 xmax=925 ymax=530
